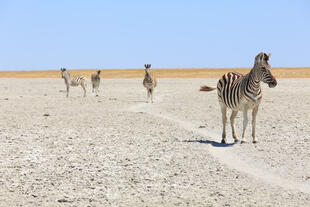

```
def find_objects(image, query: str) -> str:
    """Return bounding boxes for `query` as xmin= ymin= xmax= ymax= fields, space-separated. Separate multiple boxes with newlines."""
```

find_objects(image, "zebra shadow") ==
xmin=183 ymin=139 xmax=236 ymax=147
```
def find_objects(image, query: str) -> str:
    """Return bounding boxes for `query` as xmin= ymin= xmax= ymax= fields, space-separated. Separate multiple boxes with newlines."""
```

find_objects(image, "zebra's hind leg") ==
xmin=220 ymin=103 xmax=227 ymax=144
xmin=241 ymin=108 xmax=249 ymax=143
xmin=81 ymin=81 xmax=87 ymax=97
xmin=252 ymin=105 xmax=259 ymax=143
xmin=230 ymin=110 xmax=239 ymax=143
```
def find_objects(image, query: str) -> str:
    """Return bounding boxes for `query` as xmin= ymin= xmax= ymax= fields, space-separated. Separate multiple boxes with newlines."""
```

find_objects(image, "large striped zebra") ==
xmin=200 ymin=52 xmax=277 ymax=144
xmin=143 ymin=64 xmax=157 ymax=103
xmin=60 ymin=68 xmax=87 ymax=98
xmin=91 ymin=70 xmax=101 ymax=96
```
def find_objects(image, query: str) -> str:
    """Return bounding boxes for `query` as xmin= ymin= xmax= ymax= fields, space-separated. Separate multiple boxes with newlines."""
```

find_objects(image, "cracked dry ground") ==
xmin=0 ymin=78 xmax=309 ymax=206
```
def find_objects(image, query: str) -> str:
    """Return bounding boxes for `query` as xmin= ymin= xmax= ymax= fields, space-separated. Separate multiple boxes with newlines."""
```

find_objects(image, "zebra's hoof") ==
xmin=234 ymin=140 xmax=240 ymax=143
xmin=240 ymin=141 xmax=247 ymax=144
xmin=253 ymin=140 xmax=258 ymax=144
xmin=221 ymin=139 xmax=226 ymax=144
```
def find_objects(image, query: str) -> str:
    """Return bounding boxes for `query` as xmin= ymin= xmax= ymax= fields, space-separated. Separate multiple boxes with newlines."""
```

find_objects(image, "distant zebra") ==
xmin=91 ymin=70 xmax=101 ymax=96
xmin=143 ymin=64 xmax=157 ymax=103
xmin=60 ymin=68 xmax=87 ymax=98
xmin=200 ymin=52 xmax=277 ymax=144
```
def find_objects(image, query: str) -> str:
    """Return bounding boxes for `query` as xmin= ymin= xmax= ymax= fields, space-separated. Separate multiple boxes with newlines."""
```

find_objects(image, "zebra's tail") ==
xmin=200 ymin=85 xmax=216 ymax=92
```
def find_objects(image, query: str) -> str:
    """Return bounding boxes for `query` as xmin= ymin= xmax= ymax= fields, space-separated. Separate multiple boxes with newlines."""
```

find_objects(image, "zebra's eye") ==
xmin=261 ymin=67 xmax=267 ymax=72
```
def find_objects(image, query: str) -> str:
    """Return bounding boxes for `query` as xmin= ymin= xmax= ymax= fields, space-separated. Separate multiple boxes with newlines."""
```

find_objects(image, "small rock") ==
xmin=43 ymin=113 xmax=50 ymax=117
xmin=4 ymin=98 xmax=8 ymax=100
xmin=57 ymin=198 xmax=70 ymax=203
xmin=199 ymin=125 xmax=206 ymax=128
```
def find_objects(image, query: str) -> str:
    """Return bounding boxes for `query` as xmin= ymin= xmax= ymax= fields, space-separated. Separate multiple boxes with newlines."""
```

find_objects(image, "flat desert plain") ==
xmin=0 ymin=69 xmax=310 ymax=206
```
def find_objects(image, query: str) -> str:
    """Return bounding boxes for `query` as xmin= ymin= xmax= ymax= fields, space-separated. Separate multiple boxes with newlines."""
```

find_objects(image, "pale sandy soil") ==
xmin=0 ymin=78 xmax=309 ymax=206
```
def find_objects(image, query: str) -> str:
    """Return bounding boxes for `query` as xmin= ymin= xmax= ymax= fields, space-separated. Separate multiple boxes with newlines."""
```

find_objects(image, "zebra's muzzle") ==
xmin=268 ymin=77 xmax=277 ymax=88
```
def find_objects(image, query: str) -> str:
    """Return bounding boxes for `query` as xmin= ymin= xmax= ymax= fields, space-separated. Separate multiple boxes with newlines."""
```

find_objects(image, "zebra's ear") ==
xmin=255 ymin=52 xmax=265 ymax=65
xmin=268 ymin=52 xmax=272 ymax=59
xmin=144 ymin=64 xmax=147 ymax=69
xmin=260 ymin=52 xmax=265 ymax=61
xmin=258 ymin=52 xmax=265 ymax=64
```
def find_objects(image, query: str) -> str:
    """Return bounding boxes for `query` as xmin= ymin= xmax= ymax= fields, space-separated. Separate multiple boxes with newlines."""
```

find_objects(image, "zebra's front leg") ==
xmin=230 ymin=110 xmax=239 ymax=143
xmin=146 ymin=89 xmax=150 ymax=103
xmin=252 ymin=105 xmax=259 ymax=143
xmin=66 ymin=85 xmax=70 ymax=98
xmin=241 ymin=108 xmax=249 ymax=143
xmin=220 ymin=103 xmax=227 ymax=144
xmin=150 ymin=88 xmax=154 ymax=103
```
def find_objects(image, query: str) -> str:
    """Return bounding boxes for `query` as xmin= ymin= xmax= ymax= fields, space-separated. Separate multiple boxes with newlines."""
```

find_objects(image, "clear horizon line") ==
xmin=0 ymin=66 xmax=310 ymax=72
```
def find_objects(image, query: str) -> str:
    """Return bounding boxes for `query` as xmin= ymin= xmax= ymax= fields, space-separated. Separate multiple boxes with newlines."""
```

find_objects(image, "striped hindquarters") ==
xmin=71 ymin=75 xmax=87 ymax=86
xmin=217 ymin=72 xmax=243 ymax=109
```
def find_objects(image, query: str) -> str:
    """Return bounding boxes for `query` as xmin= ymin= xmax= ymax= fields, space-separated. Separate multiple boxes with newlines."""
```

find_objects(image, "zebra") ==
xmin=91 ymin=70 xmax=101 ymax=96
xmin=143 ymin=64 xmax=157 ymax=103
xmin=60 ymin=68 xmax=87 ymax=98
xmin=200 ymin=52 xmax=277 ymax=144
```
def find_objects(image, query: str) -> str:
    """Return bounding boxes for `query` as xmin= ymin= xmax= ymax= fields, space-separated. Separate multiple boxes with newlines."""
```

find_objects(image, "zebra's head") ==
xmin=60 ymin=68 xmax=67 ymax=78
xmin=254 ymin=52 xmax=277 ymax=88
xmin=144 ymin=64 xmax=152 ymax=79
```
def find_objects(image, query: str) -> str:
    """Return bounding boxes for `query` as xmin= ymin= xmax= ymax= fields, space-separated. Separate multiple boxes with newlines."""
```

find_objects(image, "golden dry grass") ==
xmin=0 ymin=67 xmax=309 ymax=78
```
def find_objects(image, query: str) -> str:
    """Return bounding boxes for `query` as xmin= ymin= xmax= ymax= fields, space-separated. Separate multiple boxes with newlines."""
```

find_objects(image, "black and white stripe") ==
xmin=143 ymin=64 xmax=157 ymax=103
xmin=200 ymin=52 xmax=277 ymax=144
xmin=91 ymin=70 xmax=101 ymax=96
xmin=60 ymin=68 xmax=87 ymax=98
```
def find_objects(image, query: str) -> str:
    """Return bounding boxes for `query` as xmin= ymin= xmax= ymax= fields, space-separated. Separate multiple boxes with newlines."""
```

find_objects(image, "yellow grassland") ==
xmin=0 ymin=67 xmax=309 ymax=78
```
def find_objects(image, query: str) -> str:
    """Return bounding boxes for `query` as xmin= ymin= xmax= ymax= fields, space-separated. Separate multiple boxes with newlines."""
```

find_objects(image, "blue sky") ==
xmin=0 ymin=0 xmax=309 ymax=70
